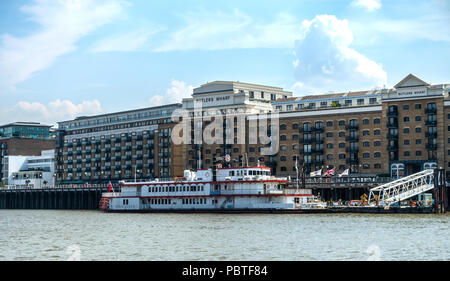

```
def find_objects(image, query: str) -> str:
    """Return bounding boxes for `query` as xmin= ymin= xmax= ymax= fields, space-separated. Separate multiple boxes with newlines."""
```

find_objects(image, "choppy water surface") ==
xmin=0 ymin=210 xmax=448 ymax=261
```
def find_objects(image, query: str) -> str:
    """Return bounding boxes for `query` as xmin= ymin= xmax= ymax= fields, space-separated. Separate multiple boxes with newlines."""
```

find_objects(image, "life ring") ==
xmin=205 ymin=172 xmax=210 ymax=177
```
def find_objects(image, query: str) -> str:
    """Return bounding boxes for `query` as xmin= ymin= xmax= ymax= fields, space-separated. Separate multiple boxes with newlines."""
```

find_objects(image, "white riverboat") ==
xmin=99 ymin=166 xmax=326 ymax=213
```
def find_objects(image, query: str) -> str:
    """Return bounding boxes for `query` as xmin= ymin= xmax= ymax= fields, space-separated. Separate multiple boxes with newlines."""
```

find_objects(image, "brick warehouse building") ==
xmin=54 ymin=74 xmax=450 ymax=185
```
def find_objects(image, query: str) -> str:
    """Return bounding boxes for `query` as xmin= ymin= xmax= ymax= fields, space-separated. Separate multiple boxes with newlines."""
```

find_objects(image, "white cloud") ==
xmin=350 ymin=16 xmax=450 ymax=44
xmin=154 ymin=10 xmax=301 ymax=51
xmin=150 ymin=80 xmax=194 ymax=107
xmin=0 ymin=99 xmax=103 ymax=126
xmin=293 ymin=15 xmax=387 ymax=95
xmin=0 ymin=0 xmax=126 ymax=92
xmin=90 ymin=27 xmax=162 ymax=53
xmin=351 ymin=0 xmax=382 ymax=12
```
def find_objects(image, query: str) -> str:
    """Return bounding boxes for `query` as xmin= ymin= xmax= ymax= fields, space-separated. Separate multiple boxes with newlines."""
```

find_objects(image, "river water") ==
xmin=0 ymin=210 xmax=448 ymax=261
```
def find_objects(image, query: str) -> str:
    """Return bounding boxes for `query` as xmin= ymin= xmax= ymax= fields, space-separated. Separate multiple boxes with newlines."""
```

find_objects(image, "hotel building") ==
xmin=54 ymin=74 xmax=450 ymax=184
xmin=55 ymin=104 xmax=182 ymax=184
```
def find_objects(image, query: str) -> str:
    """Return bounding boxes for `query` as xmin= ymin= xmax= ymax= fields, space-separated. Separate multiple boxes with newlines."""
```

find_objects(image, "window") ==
xmin=374 ymin=152 xmax=381 ymax=158
xmin=292 ymin=144 xmax=299 ymax=150
xmin=363 ymin=130 xmax=370 ymax=136
xmin=416 ymin=139 xmax=422 ymax=145
xmin=369 ymin=98 xmax=377 ymax=104
xmin=280 ymin=156 xmax=287 ymax=161
xmin=357 ymin=99 xmax=364 ymax=105
xmin=327 ymin=154 xmax=334 ymax=160
xmin=339 ymin=154 xmax=346 ymax=159
xmin=374 ymin=141 xmax=381 ymax=147
xmin=339 ymin=132 xmax=345 ymax=137
xmin=292 ymin=123 xmax=299 ymax=129
xmin=403 ymin=105 xmax=410 ymax=110
xmin=280 ymin=135 xmax=287 ymax=141
xmin=363 ymin=153 xmax=370 ymax=158
xmin=374 ymin=118 xmax=380 ymax=124
xmin=363 ymin=119 xmax=369 ymax=125
xmin=326 ymin=121 xmax=333 ymax=127
xmin=416 ymin=127 xmax=422 ymax=133
xmin=327 ymin=143 xmax=333 ymax=149
xmin=339 ymin=143 xmax=346 ymax=148
xmin=403 ymin=128 xmax=410 ymax=134
xmin=403 ymin=117 xmax=410 ymax=122
xmin=280 ymin=124 xmax=287 ymax=130
xmin=416 ymin=151 xmax=422 ymax=156
xmin=363 ymin=142 xmax=370 ymax=147
xmin=286 ymin=105 xmax=293 ymax=111
xmin=404 ymin=140 xmax=410 ymax=145
xmin=415 ymin=116 xmax=422 ymax=122
xmin=326 ymin=132 xmax=333 ymax=138
xmin=339 ymin=120 xmax=345 ymax=126
xmin=374 ymin=130 xmax=381 ymax=136
xmin=374 ymin=164 xmax=381 ymax=169
xmin=404 ymin=151 xmax=410 ymax=157
xmin=415 ymin=104 xmax=422 ymax=110
xmin=292 ymin=134 xmax=299 ymax=140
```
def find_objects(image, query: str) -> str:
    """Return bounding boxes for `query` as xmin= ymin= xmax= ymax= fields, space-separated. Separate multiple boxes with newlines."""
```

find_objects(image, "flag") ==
xmin=323 ymin=169 xmax=335 ymax=177
xmin=310 ymin=169 xmax=322 ymax=177
xmin=295 ymin=157 xmax=298 ymax=172
xmin=108 ymin=181 xmax=113 ymax=192
xmin=339 ymin=169 xmax=349 ymax=177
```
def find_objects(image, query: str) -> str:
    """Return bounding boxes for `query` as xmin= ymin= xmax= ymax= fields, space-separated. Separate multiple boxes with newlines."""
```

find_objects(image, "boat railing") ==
xmin=101 ymin=192 xmax=121 ymax=198
xmin=283 ymin=188 xmax=313 ymax=195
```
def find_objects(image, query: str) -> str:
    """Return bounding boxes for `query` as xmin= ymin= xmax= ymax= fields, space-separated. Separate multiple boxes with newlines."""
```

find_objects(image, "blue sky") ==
xmin=0 ymin=0 xmax=449 ymax=126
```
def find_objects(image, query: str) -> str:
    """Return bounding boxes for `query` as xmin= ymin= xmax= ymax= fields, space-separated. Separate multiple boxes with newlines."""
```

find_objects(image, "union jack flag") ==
xmin=323 ymin=169 xmax=335 ymax=177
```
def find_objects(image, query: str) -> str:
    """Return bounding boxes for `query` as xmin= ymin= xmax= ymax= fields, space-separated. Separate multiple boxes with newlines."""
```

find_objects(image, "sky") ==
xmin=0 ymin=0 xmax=449 ymax=126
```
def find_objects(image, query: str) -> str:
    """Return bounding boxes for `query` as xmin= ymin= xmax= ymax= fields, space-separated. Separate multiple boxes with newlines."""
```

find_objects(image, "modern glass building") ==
xmin=0 ymin=122 xmax=53 ymax=140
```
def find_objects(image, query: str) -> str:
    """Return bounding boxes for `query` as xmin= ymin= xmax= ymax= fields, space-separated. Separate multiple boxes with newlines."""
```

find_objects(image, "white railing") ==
xmin=101 ymin=192 xmax=121 ymax=198
xmin=368 ymin=169 xmax=435 ymax=206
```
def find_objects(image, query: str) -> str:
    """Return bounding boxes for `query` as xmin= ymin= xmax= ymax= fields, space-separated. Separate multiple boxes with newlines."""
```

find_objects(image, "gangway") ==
xmin=368 ymin=169 xmax=435 ymax=206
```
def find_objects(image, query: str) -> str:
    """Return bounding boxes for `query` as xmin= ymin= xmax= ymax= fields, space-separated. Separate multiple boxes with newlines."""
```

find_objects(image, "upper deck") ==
xmin=120 ymin=166 xmax=288 ymax=187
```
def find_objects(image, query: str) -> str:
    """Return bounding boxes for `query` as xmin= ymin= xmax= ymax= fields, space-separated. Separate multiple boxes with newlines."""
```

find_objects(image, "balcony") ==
xmin=387 ymin=110 xmax=398 ymax=117
xmin=426 ymin=144 xmax=437 ymax=150
xmin=425 ymin=108 xmax=437 ymax=114
xmin=311 ymin=127 xmax=324 ymax=133
xmin=299 ymin=150 xmax=312 ymax=155
xmin=299 ymin=128 xmax=312 ymax=133
xmin=425 ymin=132 xmax=437 ymax=138
xmin=345 ymin=136 xmax=359 ymax=142
xmin=313 ymin=138 xmax=324 ymax=144
xmin=313 ymin=160 xmax=324 ymax=166
xmin=387 ymin=145 xmax=398 ymax=152
xmin=346 ymin=158 xmax=359 ymax=164
xmin=345 ymin=124 xmax=359 ymax=130
xmin=313 ymin=149 xmax=324 ymax=154
xmin=386 ymin=122 xmax=398 ymax=128
xmin=386 ymin=133 xmax=398 ymax=140
xmin=345 ymin=147 xmax=359 ymax=153
xmin=425 ymin=120 xmax=437 ymax=126
xmin=300 ymin=138 xmax=313 ymax=144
